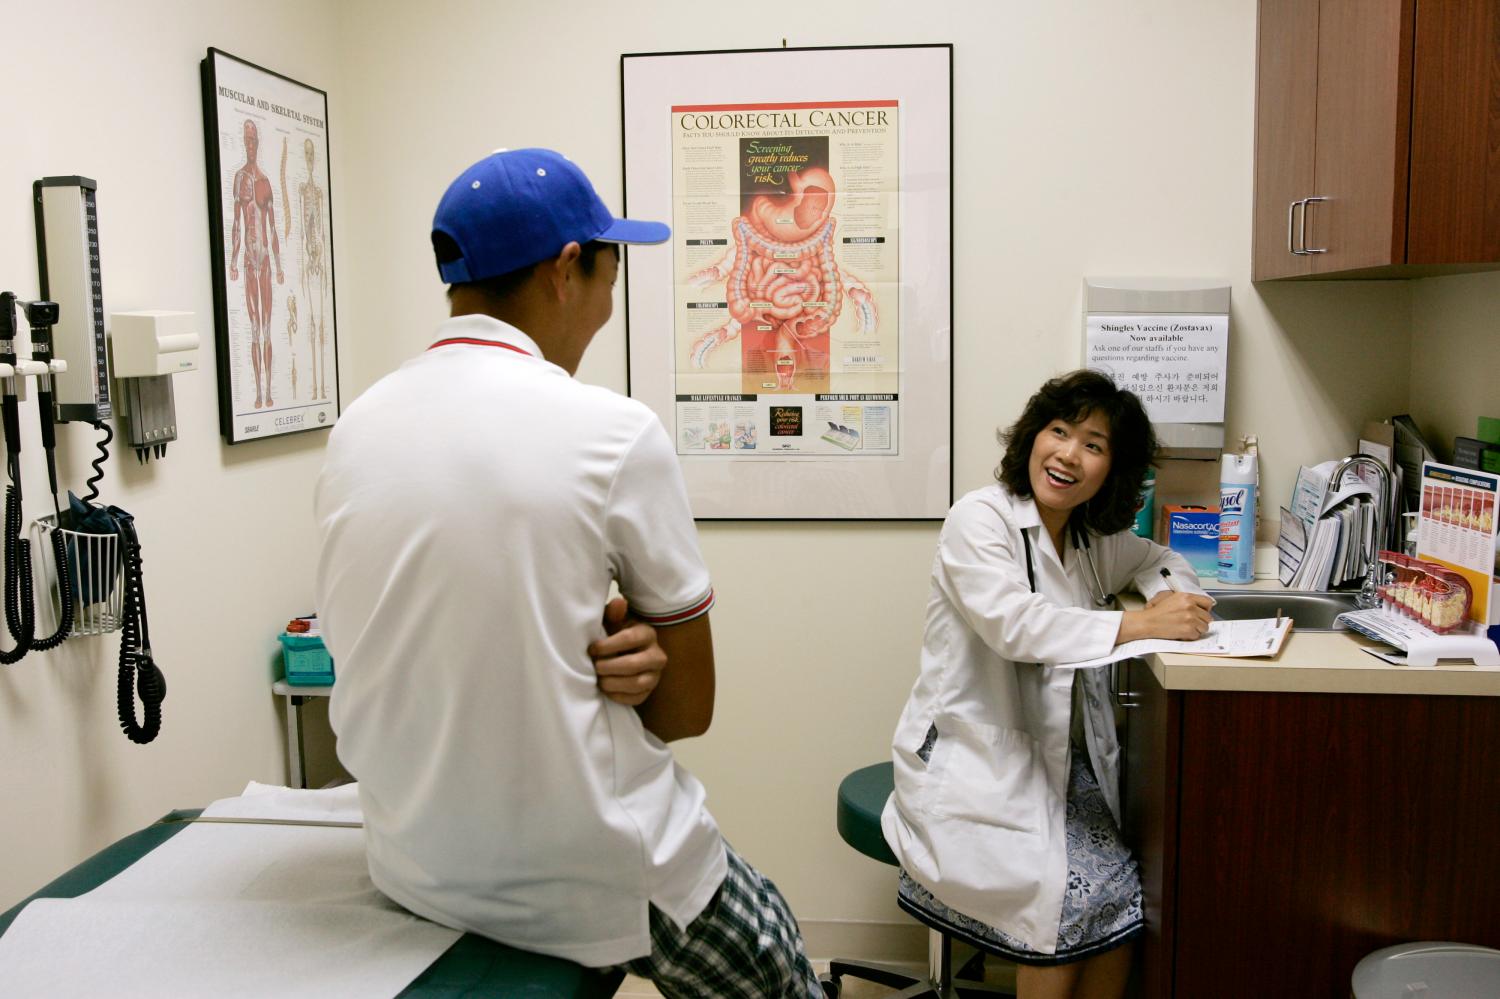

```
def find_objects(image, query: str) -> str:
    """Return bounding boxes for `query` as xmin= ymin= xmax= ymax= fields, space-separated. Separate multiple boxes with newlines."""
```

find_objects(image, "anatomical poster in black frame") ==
xmin=202 ymin=48 xmax=339 ymax=444
xmin=622 ymin=45 xmax=952 ymax=520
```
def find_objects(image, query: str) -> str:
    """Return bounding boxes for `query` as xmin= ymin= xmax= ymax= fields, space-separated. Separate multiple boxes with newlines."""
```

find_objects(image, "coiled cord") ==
xmin=0 ymin=484 xmax=34 ymax=665
xmin=31 ymin=527 xmax=73 ymax=651
xmin=82 ymin=421 xmax=111 ymax=504
xmin=112 ymin=510 xmax=163 ymax=744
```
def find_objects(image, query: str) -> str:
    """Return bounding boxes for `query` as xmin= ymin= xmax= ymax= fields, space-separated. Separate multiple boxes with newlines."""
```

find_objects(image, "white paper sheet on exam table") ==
xmin=0 ymin=782 xmax=461 ymax=999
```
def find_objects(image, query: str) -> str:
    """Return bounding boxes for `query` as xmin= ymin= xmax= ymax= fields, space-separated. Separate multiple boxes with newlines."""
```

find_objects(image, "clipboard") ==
xmin=1059 ymin=617 xmax=1292 ymax=669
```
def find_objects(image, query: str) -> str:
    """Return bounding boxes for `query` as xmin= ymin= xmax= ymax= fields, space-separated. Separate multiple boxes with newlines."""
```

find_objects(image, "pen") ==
xmin=1159 ymin=567 xmax=1180 ymax=592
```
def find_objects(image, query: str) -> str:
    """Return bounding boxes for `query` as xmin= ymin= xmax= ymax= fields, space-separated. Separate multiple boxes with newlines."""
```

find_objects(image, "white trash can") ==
xmin=1352 ymin=942 xmax=1500 ymax=998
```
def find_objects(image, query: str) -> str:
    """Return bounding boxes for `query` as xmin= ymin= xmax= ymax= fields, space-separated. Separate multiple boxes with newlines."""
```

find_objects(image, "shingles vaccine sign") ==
xmin=1084 ymin=314 xmax=1228 ymax=424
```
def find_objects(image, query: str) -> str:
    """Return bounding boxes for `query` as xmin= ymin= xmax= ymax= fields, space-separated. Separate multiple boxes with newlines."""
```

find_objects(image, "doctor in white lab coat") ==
xmin=883 ymin=370 xmax=1214 ymax=999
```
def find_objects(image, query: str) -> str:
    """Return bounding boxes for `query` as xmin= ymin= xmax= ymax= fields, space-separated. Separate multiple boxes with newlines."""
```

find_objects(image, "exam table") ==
xmin=0 ymin=807 xmax=625 ymax=998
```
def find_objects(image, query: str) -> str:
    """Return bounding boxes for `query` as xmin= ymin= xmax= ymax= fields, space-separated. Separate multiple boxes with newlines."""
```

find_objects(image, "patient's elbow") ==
xmin=670 ymin=701 xmax=715 ymax=742
xmin=648 ymin=695 xmax=714 ymax=743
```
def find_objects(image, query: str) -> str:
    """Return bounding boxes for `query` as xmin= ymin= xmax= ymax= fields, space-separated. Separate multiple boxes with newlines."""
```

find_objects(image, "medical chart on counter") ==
xmin=670 ymin=101 xmax=900 ymax=457
xmin=1417 ymin=461 xmax=1498 ymax=624
xmin=1058 ymin=617 xmax=1293 ymax=669
xmin=1084 ymin=314 xmax=1227 ymax=424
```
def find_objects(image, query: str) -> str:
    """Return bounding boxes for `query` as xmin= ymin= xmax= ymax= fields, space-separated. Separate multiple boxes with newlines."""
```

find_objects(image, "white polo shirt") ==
xmin=314 ymin=314 xmax=726 ymax=967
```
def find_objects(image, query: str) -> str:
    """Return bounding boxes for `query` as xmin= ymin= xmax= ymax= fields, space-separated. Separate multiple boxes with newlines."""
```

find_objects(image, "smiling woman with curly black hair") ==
xmin=996 ymin=370 xmax=1160 ymax=538
xmin=883 ymin=369 xmax=1216 ymax=999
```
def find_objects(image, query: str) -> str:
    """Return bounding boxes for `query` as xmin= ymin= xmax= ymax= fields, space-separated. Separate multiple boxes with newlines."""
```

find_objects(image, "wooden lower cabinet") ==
xmin=1119 ymin=661 xmax=1500 ymax=998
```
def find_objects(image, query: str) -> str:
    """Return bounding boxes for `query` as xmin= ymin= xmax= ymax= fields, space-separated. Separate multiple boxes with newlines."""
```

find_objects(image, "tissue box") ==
xmin=109 ymin=310 xmax=200 ymax=376
xmin=1165 ymin=505 xmax=1220 ymax=579
xmin=279 ymin=633 xmax=334 ymax=686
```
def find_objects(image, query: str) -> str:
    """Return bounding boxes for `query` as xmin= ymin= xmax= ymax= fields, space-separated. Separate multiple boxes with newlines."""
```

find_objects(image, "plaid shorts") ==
xmin=615 ymin=842 xmax=823 ymax=998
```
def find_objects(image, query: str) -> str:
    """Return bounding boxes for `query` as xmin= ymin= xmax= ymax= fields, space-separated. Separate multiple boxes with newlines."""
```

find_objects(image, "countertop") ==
xmin=1128 ymin=577 xmax=1500 ymax=697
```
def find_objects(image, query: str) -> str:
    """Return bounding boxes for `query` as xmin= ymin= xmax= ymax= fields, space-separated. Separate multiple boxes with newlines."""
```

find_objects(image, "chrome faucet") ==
xmin=1329 ymin=454 xmax=1392 ymax=609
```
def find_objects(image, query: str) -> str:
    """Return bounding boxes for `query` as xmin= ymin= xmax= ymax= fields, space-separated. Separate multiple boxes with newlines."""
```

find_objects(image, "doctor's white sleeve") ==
xmin=1102 ymin=530 xmax=1206 ymax=599
xmin=935 ymin=500 xmax=1122 ymax=666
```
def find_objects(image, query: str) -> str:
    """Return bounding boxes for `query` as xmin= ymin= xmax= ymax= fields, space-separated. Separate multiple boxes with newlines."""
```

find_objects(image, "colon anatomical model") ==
xmin=689 ymin=167 xmax=876 ymax=391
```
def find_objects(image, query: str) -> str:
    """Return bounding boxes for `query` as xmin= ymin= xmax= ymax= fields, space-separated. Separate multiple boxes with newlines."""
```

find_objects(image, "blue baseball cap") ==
xmin=431 ymin=148 xmax=669 ymax=284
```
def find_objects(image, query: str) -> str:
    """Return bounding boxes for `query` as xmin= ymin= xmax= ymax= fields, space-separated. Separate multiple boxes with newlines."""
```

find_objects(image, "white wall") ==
xmin=3 ymin=0 xmax=1430 ymax=960
xmin=0 ymin=0 xmax=345 ymax=908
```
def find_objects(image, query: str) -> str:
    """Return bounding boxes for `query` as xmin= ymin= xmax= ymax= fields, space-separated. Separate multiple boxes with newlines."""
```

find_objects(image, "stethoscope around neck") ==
xmin=1020 ymin=519 xmax=1117 ymax=608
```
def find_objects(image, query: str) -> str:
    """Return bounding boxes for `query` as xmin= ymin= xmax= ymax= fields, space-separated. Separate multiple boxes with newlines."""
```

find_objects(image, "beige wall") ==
xmin=1410 ymin=272 xmax=1500 ymax=457
xmin=3 ymin=0 xmax=1456 ymax=960
xmin=0 ymin=0 xmax=346 ymax=908
xmin=329 ymin=0 xmax=1414 ymax=946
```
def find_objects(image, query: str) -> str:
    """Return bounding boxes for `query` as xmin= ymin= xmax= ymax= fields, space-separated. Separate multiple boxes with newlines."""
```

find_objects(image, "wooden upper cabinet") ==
xmin=1253 ymin=0 xmax=1500 ymax=280
xmin=1408 ymin=0 xmax=1500 ymax=263
xmin=1252 ymin=0 xmax=1319 ymax=280
xmin=1308 ymin=0 xmax=1412 ymax=272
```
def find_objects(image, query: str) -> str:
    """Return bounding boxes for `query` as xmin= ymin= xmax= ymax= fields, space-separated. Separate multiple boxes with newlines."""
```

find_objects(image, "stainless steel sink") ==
xmin=1205 ymin=589 xmax=1362 ymax=632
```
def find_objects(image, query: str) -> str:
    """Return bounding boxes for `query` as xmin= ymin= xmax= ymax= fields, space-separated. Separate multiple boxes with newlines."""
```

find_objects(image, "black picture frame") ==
xmin=201 ymin=48 xmax=339 ymax=444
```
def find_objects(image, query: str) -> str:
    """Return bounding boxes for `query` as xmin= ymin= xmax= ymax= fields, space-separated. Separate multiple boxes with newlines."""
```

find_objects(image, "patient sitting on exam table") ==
xmin=313 ymin=148 xmax=824 ymax=999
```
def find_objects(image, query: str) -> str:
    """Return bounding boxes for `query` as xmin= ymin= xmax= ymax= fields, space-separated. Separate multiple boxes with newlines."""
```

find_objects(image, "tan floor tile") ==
xmin=614 ymin=974 xmax=662 ymax=997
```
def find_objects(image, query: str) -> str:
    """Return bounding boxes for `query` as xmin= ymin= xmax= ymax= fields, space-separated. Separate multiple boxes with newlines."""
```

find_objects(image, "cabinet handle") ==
xmin=1110 ymin=660 xmax=1141 ymax=709
xmin=1287 ymin=199 xmax=1306 ymax=254
xmin=1301 ymin=196 xmax=1328 ymax=254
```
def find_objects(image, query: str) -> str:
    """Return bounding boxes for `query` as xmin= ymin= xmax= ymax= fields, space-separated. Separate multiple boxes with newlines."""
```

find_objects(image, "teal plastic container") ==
xmin=279 ymin=633 xmax=335 ymax=686
xmin=1133 ymin=469 xmax=1157 ymax=538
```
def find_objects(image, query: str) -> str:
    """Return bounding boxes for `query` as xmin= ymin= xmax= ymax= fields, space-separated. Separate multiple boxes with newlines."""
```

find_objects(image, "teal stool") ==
xmin=828 ymin=763 xmax=1013 ymax=999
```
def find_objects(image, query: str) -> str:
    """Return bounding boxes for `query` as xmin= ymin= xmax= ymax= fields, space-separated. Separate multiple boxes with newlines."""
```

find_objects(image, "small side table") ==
xmin=272 ymin=680 xmax=334 ymax=788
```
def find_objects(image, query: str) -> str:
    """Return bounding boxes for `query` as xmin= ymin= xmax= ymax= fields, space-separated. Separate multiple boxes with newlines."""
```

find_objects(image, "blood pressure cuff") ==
xmin=56 ymin=492 xmax=122 ymax=605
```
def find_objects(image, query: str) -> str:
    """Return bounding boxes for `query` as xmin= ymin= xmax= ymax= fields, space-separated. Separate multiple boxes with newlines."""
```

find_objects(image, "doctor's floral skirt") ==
xmin=897 ymin=752 xmax=1144 ymax=966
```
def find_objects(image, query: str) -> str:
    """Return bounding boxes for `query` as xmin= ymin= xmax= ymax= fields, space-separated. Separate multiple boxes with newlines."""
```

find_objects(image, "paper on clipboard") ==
xmin=1057 ymin=617 xmax=1292 ymax=669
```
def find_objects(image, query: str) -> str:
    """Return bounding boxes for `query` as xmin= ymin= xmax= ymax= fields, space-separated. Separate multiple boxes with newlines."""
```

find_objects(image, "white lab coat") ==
xmin=881 ymin=484 xmax=1202 ymax=954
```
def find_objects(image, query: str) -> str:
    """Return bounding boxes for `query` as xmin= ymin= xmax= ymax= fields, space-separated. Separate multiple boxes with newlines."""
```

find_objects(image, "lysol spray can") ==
xmin=1217 ymin=452 xmax=1258 ymax=584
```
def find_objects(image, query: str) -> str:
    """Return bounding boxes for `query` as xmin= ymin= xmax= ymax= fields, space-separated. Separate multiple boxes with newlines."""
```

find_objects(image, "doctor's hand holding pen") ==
xmin=1116 ymin=583 xmax=1216 ymax=645
xmin=589 ymin=597 xmax=667 ymax=706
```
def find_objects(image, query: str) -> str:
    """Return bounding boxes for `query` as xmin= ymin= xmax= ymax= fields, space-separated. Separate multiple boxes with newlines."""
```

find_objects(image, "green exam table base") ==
xmin=0 ymin=809 xmax=625 ymax=999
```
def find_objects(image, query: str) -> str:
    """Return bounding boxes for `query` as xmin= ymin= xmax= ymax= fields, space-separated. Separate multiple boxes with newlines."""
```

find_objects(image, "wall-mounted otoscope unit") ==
xmin=0 ymin=292 xmax=74 ymax=664
xmin=13 ymin=175 xmax=186 ymax=744
xmin=34 ymin=176 xmax=199 ymax=463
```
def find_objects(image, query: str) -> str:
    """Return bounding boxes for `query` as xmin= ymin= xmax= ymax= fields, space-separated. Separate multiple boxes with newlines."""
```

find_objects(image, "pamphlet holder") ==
xmin=1339 ymin=608 xmax=1500 ymax=666
xmin=1402 ymin=632 xmax=1500 ymax=667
